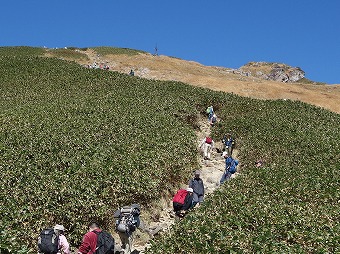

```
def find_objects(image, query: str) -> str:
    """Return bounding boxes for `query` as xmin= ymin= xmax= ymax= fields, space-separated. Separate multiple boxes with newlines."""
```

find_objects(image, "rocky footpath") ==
xmin=130 ymin=116 xmax=239 ymax=254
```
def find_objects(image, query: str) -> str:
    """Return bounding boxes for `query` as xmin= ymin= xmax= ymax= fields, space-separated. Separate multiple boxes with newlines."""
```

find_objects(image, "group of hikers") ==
xmin=85 ymin=62 xmax=110 ymax=70
xmin=172 ymin=170 xmax=205 ymax=218
xmin=38 ymin=205 xmax=141 ymax=254
xmin=172 ymin=106 xmax=239 ymax=218
xmin=38 ymin=105 xmax=240 ymax=253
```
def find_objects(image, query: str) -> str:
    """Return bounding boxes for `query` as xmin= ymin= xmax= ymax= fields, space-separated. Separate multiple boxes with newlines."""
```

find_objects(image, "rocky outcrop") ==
xmin=239 ymin=62 xmax=305 ymax=83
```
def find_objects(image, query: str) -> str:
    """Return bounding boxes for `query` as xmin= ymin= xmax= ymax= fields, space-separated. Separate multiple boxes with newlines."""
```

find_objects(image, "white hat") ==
xmin=54 ymin=224 xmax=65 ymax=231
xmin=186 ymin=187 xmax=193 ymax=192
xmin=222 ymin=151 xmax=228 ymax=157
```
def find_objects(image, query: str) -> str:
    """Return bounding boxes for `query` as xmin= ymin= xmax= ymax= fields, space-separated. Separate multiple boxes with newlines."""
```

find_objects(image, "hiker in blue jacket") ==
xmin=222 ymin=133 xmax=234 ymax=156
xmin=220 ymin=151 xmax=239 ymax=184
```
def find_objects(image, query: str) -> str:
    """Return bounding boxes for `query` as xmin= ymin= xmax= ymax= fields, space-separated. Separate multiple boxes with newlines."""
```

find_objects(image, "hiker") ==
xmin=38 ymin=224 xmax=70 ymax=254
xmin=255 ymin=160 xmax=264 ymax=168
xmin=199 ymin=136 xmax=215 ymax=160
xmin=210 ymin=113 xmax=217 ymax=126
xmin=188 ymin=170 xmax=204 ymax=207
xmin=114 ymin=204 xmax=141 ymax=254
xmin=220 ymin=152 xmax=239 ymax=184
xmin=222 ymin=133 xmax=235 ymax=156
xmin=172 ymin=187 xmax=194 ymax=217
xmin=54 ymin=225 xmax=70 ymax=254
xmin=129 ymin=69 xmax=134 ymax=76
xmin=206 ymin=105 xmax=214 ymax=121
xmin=78 ymin=222 xmax=115 ymax=254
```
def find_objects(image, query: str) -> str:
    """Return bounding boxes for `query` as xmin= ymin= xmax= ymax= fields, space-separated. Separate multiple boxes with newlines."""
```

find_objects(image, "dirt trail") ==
xmin=131 ymin=116 xmax=239 ymax=253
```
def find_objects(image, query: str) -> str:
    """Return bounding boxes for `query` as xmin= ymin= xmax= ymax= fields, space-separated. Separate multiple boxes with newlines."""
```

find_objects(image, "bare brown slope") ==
xmin=80 ymin=50 xmax=340 ymax=113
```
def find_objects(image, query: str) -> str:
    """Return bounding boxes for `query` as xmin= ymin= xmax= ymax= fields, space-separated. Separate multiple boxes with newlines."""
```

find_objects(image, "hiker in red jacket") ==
xmin=78 ymin=222 xmax=102 ymax=254
xmin=199 ymin=136 xmax=214 ymax=160
xmin=173 ymin=188 xmax=194 ymax=217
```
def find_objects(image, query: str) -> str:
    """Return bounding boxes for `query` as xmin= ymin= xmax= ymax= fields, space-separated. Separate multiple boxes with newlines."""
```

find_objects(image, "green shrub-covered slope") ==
xmin=0 ymin=49 xmax=222 ymax=252
xmin=149 ymin=102 xmax=340 ymax=253
xmin=0 ymin=47 xmax=339 ymax=253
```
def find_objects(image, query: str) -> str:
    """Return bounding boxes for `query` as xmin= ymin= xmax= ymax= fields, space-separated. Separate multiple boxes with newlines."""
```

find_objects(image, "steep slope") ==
xmin=1 ymin=47 xmax=339 ymax=253
xmin=76 ymin=48 xmax=340 ymax=114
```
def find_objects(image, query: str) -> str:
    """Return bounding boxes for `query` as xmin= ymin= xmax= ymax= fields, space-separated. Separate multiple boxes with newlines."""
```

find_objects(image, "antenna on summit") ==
xmin=154 ymin=44 xmax=158 ymax=56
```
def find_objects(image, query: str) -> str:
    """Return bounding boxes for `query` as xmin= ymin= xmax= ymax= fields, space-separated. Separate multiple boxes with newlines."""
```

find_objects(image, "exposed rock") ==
xmin=268 ymin=66 xmax=289 ymax=82
xmin=239 ymin=62 xmax=305 ymax=83
xmin=288 ymin=68 xmax=305 ymax=82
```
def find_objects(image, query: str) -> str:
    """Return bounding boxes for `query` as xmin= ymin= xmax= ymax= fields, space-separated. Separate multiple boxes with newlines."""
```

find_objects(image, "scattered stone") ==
xmin=240 ymin=62 xmax=305 ymax=83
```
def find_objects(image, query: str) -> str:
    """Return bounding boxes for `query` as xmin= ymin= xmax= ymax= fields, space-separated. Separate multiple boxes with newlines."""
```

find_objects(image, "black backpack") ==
xmin=37 ymin=228 xmax=59 ymax=254
xmin=94 ymin=231 xmax=115 ymax=254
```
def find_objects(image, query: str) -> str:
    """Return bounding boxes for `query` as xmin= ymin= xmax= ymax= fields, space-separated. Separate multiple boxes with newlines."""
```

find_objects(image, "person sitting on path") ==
xmin=188 ymin=170 xmax=205 ymax=207
xmin=199 ymin=136 xmax=214 ymax=160
xmin=220 ymin=151 xmax=239 ymax=184
xmin=172 ymin=187 xmax=194 ymax=218
xmin=222 ymin=133 xmax=235 ymax=156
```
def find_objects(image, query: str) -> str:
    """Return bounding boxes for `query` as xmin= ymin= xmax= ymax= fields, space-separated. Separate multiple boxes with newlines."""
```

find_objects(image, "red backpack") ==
xmin=206 ymin=137 xmax=212 ymax=144
xmin=172 ymin=189 xmax=188 ymax=205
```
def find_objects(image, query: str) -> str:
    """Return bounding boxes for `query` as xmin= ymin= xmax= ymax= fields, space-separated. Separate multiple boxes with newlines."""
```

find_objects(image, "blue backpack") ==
xmin=228 ymin=159 xmax=239 ymax=174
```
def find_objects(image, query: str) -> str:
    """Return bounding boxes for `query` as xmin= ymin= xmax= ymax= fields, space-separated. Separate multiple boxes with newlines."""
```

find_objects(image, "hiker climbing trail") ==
xmin=133 ymin=115 xmax=240 ymax=253
xmin=196 ymin=116 xmax=239 ymax=195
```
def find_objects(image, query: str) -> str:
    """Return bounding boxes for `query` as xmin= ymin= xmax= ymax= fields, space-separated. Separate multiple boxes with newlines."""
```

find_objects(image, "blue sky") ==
xmin=1 ymin=0 xmax=339 ymax=84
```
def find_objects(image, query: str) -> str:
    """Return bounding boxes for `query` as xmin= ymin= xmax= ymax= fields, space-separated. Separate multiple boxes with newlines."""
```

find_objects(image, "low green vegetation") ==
xmin=1 ymin=47 xmax=339 ymax=253
xmin=149 ymin=99 xmax=340 ymax=253
xmin=46 ymin=48 xmax=90 ymax=61
xmin=0 ymin=52 xmax=224 ymax=252
xmin=0 ymin=46 xmax=45 ymax=57
xmin=91 ymin=46 xmax=147 ymax=56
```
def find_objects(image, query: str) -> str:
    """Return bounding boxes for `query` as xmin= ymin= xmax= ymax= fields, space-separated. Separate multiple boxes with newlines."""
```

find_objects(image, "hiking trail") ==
xmin=131 ymin=115 xmax=239 ymax=253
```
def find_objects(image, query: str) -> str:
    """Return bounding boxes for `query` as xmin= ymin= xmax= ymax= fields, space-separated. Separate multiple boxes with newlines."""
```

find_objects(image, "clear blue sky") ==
xmin=1 ymin=0 xmax=339 ymax=84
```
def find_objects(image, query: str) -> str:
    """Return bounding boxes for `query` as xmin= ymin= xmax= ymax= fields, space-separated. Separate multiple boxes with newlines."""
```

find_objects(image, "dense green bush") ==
xmin=0 ymin=46 xmax=45 ymax=57
xmin=0 ymin=55 xmax=224 ymax=251
xmin=149 ymin=99 xmax=340 ymax=253
xmin=1 ymin=47 xmax=339 ymax=253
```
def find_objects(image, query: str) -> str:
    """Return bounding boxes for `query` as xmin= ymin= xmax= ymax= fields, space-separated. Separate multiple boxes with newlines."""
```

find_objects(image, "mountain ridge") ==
xmin=63 ymin=47 xmax=340 ymax=113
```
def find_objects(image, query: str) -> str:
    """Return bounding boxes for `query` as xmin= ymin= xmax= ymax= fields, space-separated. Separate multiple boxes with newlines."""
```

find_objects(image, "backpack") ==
xmin=206 ymin=107 xmax=210 ymax=114
xmin=206 ymin=137 xmax=212 ymax=144
xmin=94 ymin=231 xmax=115 ymax=254
xmin=116 ymin=206 xmax=140 ymax=234
xmin=37 ymin=228 xmax=59 ymax=254
xmin=228 ymin=159 xmax=239 ymax=174
xmin=172 ymin=189 xmax=188 ymax=205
